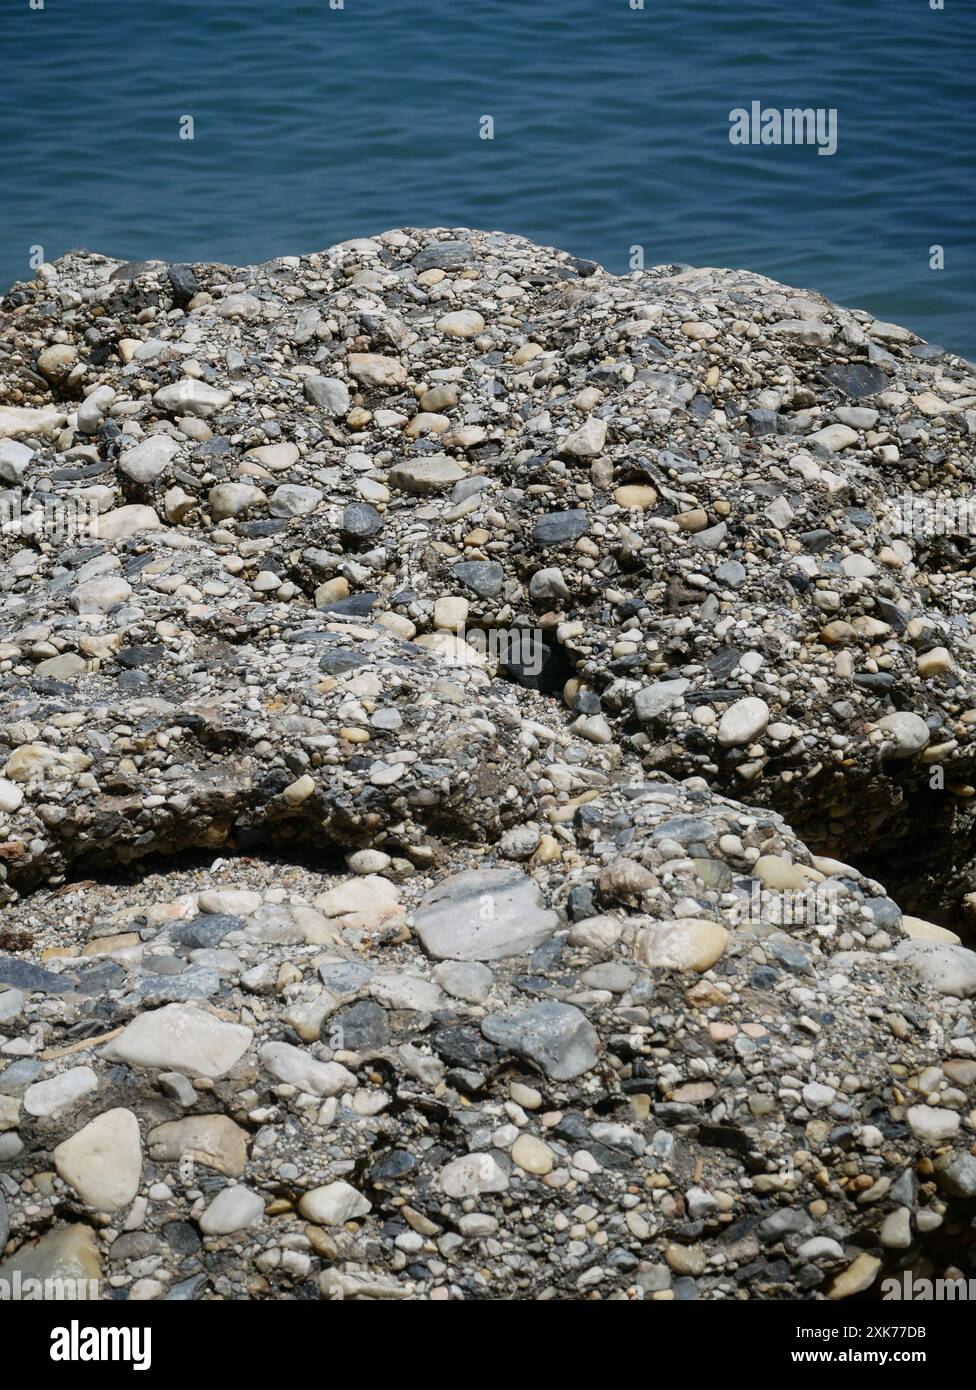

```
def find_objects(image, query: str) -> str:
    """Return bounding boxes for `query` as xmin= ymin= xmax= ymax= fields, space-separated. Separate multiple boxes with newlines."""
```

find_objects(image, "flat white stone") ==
xmin=299 ymin=1181 xmax=371 ymax=1225
xmin=0 ymin=405 xmax=65 ymax=438
xmin=438 ymin=1153 xmax=510 ymax=1199
xmin=119 ymin=435 xmax=180 ymax=484
xmin=877 ymin=712 xmax=930 ymax=757
xmin=96 ymin=505 xmax=161 ymax=540
xmin=197 ymin=889 xmax=261 ymax=916
xmin=199 ymin=1185 xmax=265 ymax=1235
xmin=717 ymin=697 xmax=770 ymax=748
xmin=896 ymin=940 xmax=976 ymax=998
xmin=907 ymin=1105 xmax=959 ymax=1143
xmin=560 ymin=416 xmax=607 ymax=460
xmin=54 ymin=1108 xmax=142 ymax=1212
xmin=106 ymin=1004 xmax=252 ymax=1078
xmin=153 ymin=381 xmax=230 ymax=418
xmin=368 ymin=973 xmax=442 ymax=1012
xmin=389 ymin=456 xmax=466 ymax=493
xmin=436 ymin=311 xmax=485 ymax=339
xmin=414 ymin=868 xmax=559 ymax=961
xmin=259 ymin=1041 xmax=356 ymax=1096
xmin=635 ymin=679 xmax=690 ymax=722
xmin=0 ymin=778 xmax=24 ymax=812
xmin=347 ymin=353 xmax=406 ymax=389
xmin=70 ymin=577 xmax=132 ymax=615
xmin=24 ymin=1066 xmax=98 ymax=1118
xmin=807 ymin=424 xmax=858 ymax=452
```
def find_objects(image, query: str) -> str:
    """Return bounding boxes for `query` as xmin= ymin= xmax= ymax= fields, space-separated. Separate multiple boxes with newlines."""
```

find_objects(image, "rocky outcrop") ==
xmin=1 ymin=230 xmax=975 ymax=1302
xmin=2 ymin=229 xmax=975 ymax=913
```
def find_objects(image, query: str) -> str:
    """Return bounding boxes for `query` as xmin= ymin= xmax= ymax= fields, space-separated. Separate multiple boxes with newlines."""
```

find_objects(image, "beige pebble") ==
xmin=511 ymin=1134 xmax=554 ymax=1175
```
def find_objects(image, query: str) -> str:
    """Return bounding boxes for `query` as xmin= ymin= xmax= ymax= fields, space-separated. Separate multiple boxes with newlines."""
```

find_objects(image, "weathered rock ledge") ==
xmin=1 ymin=229 xmax=975 ymax=1301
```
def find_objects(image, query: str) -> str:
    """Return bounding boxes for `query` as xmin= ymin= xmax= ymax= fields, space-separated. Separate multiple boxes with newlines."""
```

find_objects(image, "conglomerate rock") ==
xmin=1 ymin=230 xmax=975 ymax=1301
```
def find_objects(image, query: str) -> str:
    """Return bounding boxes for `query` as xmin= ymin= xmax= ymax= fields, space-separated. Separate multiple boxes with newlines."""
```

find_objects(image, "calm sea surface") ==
xmin=3 ymin=0 xmax=974 ymax=353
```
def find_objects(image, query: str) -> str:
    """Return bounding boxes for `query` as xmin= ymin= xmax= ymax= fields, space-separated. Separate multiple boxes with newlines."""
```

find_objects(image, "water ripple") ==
xmin=2 ymin=0 xmax=973 ymax=352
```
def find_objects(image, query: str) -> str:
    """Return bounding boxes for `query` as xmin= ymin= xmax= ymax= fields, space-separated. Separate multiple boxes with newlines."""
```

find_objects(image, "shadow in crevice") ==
xmin=821 ymin=783 xmax=976 ymax=946
xmin=481 ymin=627 xmax=576 ymax=697
xmin=36 ymin=837 xmax=352 ymax=897
xmin=851 ymin=1201 xmax=976 ymax=1300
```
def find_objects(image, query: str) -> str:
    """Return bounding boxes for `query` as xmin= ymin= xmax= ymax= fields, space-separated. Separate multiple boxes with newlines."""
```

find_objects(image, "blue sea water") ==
xmin=3 ymin=0 xmax=974 ymax=353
